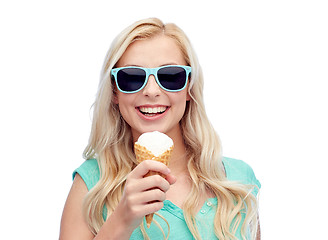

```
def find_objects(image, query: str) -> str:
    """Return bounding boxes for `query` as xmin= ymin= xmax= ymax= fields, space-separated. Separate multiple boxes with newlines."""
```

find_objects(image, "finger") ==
xmin=165 ymin=174 xmax=177 ymax=185
xmin=125 ymin=188 xmax=165 ymax=212
xmin=143 ymin=201 xmax=164 ymax=216
xmin=142 ymin=188 xmax=166 ymax=203
xmin=131 ymin=160 xmax=171 ymax=178
xmin=142 ymin=174 xmax=171 ymax=192
xmin=126 ymin=174 xmax=170 ymax=194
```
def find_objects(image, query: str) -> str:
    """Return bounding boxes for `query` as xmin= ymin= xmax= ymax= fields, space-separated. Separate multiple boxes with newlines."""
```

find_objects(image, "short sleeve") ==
xmin=222 ymin=157 xmax=261 ymax=196
xmin=73 ymin=159 xmax=100 ymax=191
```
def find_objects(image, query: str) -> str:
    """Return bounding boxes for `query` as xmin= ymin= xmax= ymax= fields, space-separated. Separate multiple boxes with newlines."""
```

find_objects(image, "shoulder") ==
xmin=222 ymin=156 xmax=261 ymax=195
xmin=60 ymin=172 xmax=95 ymax=239
xmin=73 ymin=159 xmax=100 ymax=191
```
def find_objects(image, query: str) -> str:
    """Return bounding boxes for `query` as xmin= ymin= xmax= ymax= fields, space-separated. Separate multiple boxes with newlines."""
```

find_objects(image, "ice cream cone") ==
xmin=135 ymin=144 xmax=173 ymax=166
xmin=134 ymin=132 xmax=174 ymax=228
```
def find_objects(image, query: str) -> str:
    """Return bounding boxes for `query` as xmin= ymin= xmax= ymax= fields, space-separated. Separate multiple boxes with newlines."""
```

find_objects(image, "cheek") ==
xmin=116 ymin=94 xmax=134 ymax=114
xmin=173 ymin=90 xmax=190 ymax=104
xmin=171 ymin=94 xmax=188 ymax=114
xmin=117 ymin=100 xmax=135 ymax=127
xmin=116 ymin=92 xmax=132 ymax=105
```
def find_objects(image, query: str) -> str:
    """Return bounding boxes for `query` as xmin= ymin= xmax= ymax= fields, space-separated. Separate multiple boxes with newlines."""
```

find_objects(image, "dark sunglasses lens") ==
xmin=117 ymin=68 xmax=146 ymax=92
xmin=157 ymin=67 xmax=187 ymax=90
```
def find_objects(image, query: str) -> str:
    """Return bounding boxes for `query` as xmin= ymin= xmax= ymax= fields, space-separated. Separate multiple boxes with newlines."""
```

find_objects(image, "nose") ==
xmin=142 ymin=74 xmax=161 ymax=97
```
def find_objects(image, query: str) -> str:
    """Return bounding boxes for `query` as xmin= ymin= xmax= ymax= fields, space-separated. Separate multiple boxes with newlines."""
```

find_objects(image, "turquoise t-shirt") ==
xmin=73 ymin=157 xmax=261 ymax=239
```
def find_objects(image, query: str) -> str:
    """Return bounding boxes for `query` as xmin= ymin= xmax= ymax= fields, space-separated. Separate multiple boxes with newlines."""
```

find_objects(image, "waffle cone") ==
xmin=135 ymin=143 xmax=173 ymax=166
xmin=134 ymin=143 xmax=173 ymax=228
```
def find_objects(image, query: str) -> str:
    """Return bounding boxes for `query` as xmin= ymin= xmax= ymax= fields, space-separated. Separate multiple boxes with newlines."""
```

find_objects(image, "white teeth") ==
xmin=139 ymin=106 xmax=167 ymax=114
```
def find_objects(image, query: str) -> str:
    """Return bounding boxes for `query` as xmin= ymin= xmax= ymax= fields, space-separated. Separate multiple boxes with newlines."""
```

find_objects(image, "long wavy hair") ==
xmin=83 ymin=18 xmax=258 ymax=239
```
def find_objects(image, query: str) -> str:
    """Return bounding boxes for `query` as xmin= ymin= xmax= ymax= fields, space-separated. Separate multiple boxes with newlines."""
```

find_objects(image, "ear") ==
xmin=113 ymin=94 xmax=119 ymax=104
xmin=112 ymin=86 xmax=119 ymax=104
xmin=186 ymin=82 xmax=191 ymax=101
xmin=186 ymin=91 xmax=191 ymax=101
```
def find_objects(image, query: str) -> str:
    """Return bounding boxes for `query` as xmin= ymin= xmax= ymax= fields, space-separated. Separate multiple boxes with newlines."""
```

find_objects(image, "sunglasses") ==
xmin=111 ymin=65 xmax=191 ymax=93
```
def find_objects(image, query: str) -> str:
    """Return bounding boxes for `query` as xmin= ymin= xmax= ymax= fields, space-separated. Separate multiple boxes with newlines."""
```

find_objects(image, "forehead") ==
xmin=116 ymin=34 xmax=186 ymax=67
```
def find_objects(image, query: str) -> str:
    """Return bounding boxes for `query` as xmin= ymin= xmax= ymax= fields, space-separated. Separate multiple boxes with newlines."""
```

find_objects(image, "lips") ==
xmin=137 ymin=106 xmax=168 ymax=117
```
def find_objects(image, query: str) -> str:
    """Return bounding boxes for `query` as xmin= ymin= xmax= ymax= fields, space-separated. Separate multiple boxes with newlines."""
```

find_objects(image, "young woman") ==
xmin=60 ymin=18 xmax=261 ymax=240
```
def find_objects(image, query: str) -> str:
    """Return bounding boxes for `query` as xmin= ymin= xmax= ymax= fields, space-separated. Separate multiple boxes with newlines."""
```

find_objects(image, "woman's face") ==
xmin=114 ymin=34 xmax=190 ymax=141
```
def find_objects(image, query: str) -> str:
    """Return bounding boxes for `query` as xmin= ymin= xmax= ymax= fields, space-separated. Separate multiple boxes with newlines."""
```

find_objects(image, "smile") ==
xmin=138 ymin=106 xmax=168 ymax=116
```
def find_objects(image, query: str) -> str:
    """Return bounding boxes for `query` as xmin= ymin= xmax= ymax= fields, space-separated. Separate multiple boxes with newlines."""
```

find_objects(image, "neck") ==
xmin=166 ymin=127 xmax=189 ymax=175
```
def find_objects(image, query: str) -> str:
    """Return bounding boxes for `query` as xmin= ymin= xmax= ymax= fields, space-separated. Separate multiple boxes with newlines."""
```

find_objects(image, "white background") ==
xmin=1 ymin=0 xmax=327 ymax=239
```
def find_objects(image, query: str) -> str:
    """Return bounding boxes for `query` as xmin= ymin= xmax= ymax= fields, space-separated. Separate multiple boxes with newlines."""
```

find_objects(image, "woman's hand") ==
xmin=60 ymin=161 xmax=176 ymax=240
xmin=103 ymin=160 xmax=176 ymax=237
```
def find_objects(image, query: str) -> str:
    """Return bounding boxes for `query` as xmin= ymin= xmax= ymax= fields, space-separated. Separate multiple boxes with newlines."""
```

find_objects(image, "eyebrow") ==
xmin=122 ymin=63 xmax=180 ymax=68
xmin=123 ymin=64 xmax=141 ymax=67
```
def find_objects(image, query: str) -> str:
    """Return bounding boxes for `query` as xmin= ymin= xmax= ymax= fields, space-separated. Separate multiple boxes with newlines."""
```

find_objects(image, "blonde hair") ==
xmin=83 ymin=18 xmax=258 ymax=239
